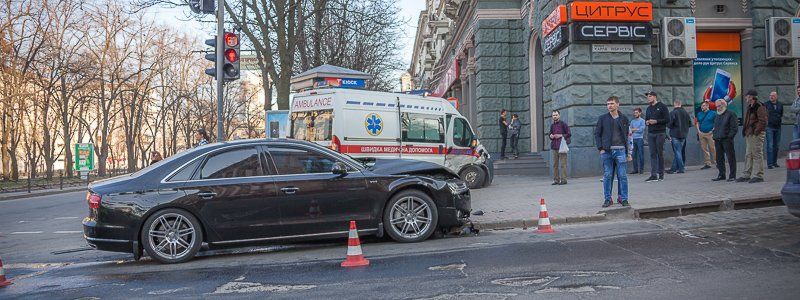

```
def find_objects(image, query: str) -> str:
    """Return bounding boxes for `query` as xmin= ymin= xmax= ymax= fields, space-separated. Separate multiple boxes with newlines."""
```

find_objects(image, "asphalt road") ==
xmin=1 ymin=192 xmax=799 ymax=299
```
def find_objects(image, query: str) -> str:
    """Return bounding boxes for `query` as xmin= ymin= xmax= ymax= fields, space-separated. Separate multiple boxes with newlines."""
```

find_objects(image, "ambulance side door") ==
xmin=400 ymin=112 xmax=446 ymax=166
xmin=445 ymin=115 xmax=478 ymax=173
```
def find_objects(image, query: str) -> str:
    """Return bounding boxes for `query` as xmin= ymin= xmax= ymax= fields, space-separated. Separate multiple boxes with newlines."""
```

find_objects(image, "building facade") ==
xmin=410 ymin=0 xmax=800 ymax=177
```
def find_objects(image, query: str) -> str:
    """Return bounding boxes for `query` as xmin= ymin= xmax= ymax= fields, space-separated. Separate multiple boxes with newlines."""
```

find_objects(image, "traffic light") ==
xmin=203 ymin=32 xmax=240 ymax=81
xmin=204 ymin=36 xmax=217 ymax=77
xmin=222 ymin=32 xmax=240 ymax=81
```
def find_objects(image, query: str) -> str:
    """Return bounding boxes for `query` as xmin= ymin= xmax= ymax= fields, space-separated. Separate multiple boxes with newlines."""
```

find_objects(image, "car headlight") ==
xmin=448 ymin=181 xmax=468 ymax=194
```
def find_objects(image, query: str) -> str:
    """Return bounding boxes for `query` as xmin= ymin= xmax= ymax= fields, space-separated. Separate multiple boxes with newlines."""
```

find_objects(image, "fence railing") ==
xmin=0 ymin=168 xmax=131 ymax=194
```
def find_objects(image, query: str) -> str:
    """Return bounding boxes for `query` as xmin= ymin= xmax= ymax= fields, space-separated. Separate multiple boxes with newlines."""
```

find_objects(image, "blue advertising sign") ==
xmin=313 ymin=77 xmax=366 ymax=89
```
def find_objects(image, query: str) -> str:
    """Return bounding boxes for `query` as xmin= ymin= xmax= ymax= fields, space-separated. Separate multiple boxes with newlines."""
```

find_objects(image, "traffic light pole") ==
xmin=215 ymin=0 xmax=225 ymax=142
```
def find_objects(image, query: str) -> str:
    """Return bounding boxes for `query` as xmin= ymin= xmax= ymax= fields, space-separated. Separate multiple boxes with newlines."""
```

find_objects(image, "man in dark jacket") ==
xmin=644 ymin=91 xmax=670 ymax=182
xmin=667 ymin=100 xmax=691 ymax=173
xmin=765 ymin=91 xmax=783 ymax=169
xmin=712 ymin=100 xmax=738 ymax=181
xmin=738 ymin=90 xmax=768 ymax=183
xmin=499 ymin=109 xmax=508 ymax=159
xmin=549 ymin=110 xmax=571 ymax=185
xmin=595 ymin=96 xmax=631 ymax=208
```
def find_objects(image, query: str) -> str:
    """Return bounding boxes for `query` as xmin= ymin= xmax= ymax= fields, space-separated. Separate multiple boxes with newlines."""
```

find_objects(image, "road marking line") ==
xmin=10 ymin=231 xmax=43 ymax=234
xmin=53 ymin=231 xmax=82 ymax=234
xmin=55 ymin=217 xmax=80 ymax=220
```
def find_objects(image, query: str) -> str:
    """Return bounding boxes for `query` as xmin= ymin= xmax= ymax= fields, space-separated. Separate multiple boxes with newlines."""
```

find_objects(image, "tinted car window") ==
xmin=200 ymin=148 xmax=263 ymax=179
xmin=166 ymin=159 xmax=201 ymax=182
xmin=268 ymin=147 xmax=338 ymax=175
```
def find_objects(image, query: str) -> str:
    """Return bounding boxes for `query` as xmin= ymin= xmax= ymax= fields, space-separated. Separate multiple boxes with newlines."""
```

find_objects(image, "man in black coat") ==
xmin=644 ymin=91 xmax=670 ymax=182
xmin=667 ymin=100 xmax=692 ymax=173
xmin=712 ymin=100 xmax=739 ymax=182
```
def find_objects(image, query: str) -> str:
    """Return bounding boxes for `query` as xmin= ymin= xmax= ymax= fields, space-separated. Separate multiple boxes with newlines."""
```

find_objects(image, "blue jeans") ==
xmin=632 ymin=138 xmax=644 ymax=173
xmin=794 ymin=124 xmax=800 ymax=140
xmin=766 ymin=127 xmax=781 ymax=166
xmin=671 ymin=138 xmax=686 ymax=172
xmin=601 ymin=149 xmax=628 ymax=202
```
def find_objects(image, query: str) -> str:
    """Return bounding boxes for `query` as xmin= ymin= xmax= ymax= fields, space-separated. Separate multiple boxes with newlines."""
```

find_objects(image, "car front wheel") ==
xmin=384 ymin=190 xmax=438 ymax=243
xmin=141 ymin=208 xmax=203 ymax=264
xmin=460 ymin=166 xmax=485 ymax=189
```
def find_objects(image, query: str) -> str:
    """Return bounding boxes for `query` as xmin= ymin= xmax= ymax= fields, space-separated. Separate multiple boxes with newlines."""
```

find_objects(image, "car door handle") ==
xmin=197 ymin=191 xmax=217 ymax=199
xmin=281 ymin=187 xmax=300 ymax=194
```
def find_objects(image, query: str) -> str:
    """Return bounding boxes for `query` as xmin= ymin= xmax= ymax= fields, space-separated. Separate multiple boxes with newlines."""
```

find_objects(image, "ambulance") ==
xmin=289 ymin=88 xmax=493 ymax=189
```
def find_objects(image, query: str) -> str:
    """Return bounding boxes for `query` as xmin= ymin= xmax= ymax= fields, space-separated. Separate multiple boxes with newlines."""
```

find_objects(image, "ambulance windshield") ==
xmin=290 ymin=110 xmax=333 ymax=142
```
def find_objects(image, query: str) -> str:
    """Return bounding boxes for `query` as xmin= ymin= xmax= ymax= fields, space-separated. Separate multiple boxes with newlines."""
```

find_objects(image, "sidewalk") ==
xmin=470 ymin=162 xmax=785 ymax=229
xmin=0 ymin=185 xmax=86 ymax=201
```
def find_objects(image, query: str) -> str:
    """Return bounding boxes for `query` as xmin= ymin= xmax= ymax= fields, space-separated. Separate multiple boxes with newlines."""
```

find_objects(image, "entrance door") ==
xmin=529 ymin=36 xmax=544 ymax=152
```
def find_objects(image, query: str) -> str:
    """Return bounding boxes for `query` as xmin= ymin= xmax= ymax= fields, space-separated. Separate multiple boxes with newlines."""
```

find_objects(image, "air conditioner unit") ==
xmin=661 ymin=17 xmax=697 ymax=60
xmin=766 ymin=17 xmax=800 ymax=59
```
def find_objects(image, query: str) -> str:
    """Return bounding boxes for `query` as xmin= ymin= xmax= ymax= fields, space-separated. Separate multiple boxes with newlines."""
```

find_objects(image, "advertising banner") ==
xmin=693 ymin=51 xmax=743 ymax=118
xmin=543 ymin=25 xmax=569 ymax=55
xmin=74 ymin=143 xmax=94 ymax=171
xmin=570 ymin=1 xmax=653 ymax=22
xmin=572 ymin=22 xmax=652 ymax=43
xmin=266 ymin=110 xmax=290 ymax=138
xmin=431 ymin=59 xmax=459 ymax=97
xmin=541 ymin=5 xmax=567 ymax=37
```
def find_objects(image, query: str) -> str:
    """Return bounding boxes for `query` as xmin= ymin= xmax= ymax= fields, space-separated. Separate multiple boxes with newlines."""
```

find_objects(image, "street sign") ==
xmin=74 ymin=143 xmax=94 ymax=171
xmin=240 ymin=54 xmax=261 ymax=71
xmin=592 ymin=44 xmax=634 ymax=53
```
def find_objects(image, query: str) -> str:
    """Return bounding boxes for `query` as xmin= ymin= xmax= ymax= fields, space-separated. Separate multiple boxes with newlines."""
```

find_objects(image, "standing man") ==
xmin=549 ymin=110 xmax=571 ymax=185
xmin=695 ymin=101 xmax=717 ymax=170
xmin=792 ymin=87 xmax=800 ymax=140
xmin=712 ymin=100 xmax=738 ymax=182
xmin=595 ymin=96 xmax=631 ymax=208
xmin=667 ymin=100 xmax=691 ymax=174
xmin=644 ymin=91 xmax=670 ymax=182
xmin=509 ymin=114 xmax=522 ymax=159
xmin=194 ymin=128 xmax=210 ymax=147
xmin=765 ymin=91 xmax=783 ymax=169
xmin=630 ymin=108 xmax=646 ymax=174
xmin=499 ymin=109 xmax=509 ymax=159
xmin=738 ymin=90 xmax=768 ymax=183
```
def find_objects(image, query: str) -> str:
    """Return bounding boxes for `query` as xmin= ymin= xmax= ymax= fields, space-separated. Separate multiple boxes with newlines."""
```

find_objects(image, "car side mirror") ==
xmin=331 ymin=162 xmax=348 ymax=176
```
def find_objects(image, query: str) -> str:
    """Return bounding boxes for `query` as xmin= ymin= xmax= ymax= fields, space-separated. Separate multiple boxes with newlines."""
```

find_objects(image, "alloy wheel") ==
xmin=389 ymin=196 xmax=433 ymax=239
xmin=148 ymin=213 xmax=196 ymax=260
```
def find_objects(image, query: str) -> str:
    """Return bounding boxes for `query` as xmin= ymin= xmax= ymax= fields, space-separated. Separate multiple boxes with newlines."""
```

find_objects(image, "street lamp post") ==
xmin=216 ymin=0 xmax=225 ymax=142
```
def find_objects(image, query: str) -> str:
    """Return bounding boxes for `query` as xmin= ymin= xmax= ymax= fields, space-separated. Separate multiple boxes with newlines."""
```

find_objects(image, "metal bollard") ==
xmin=27 ymin=177 xmax=31 ymax=193
xmin=60 ymin=174 xmax=63 ymax=190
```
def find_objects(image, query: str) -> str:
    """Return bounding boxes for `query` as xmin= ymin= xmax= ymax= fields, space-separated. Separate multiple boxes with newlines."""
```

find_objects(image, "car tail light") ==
xmin=330 ymin=135 xmax=341 ymax=152
xmin=788 ymin=150 xmax=800 ymax=170
xmin=87 ymin=193 xmax=101 ymax=209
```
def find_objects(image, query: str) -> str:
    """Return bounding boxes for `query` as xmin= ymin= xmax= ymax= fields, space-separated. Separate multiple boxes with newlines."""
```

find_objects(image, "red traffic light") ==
xmin=224 ymin=32 xmax=239 ymax=47
xmin=225 ymin=49 xmax=238 ymax=62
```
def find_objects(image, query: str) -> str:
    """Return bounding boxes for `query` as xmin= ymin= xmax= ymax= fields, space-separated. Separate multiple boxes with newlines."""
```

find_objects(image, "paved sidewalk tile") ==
xmin=471 ymin=162 xmax=784 ymax=226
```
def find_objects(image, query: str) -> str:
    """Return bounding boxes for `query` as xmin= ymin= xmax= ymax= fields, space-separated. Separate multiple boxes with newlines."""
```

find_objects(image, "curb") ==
xmin=472 ymin=214 xmax=608 ymax=231
xmin=634 ymin=193 xmax=783 ymax=219
xmin=0 ymin=186 xmax=86 ymax=202
xmin=472 ymin=193 xmax=784 ymax=230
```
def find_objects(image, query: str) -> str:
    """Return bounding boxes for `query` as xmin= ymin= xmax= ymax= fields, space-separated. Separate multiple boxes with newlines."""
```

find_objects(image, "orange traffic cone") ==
xmin=0 ymin=255 xmax=12 ymax=288
xmin=341 ymin=220 xmax=370 ymax=267
xmin=536 ymin=198 xmax=554 ymax=234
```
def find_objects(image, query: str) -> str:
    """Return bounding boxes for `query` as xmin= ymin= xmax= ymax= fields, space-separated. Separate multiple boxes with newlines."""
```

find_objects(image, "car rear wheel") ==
xmin=384 ymin=190 xmax=438 ymax=243
xmin=141 ymin=208 xmax=203 ymax=264
xmin=460 ymin=166 xmax=485 ymax=189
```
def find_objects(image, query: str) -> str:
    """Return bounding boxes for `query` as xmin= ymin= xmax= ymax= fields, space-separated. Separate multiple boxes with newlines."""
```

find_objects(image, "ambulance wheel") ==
xmin=460 ymin=166 xmax=485 ymax=189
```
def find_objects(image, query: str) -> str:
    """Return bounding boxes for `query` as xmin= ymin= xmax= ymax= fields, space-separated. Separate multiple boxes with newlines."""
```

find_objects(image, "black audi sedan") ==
xmin=83 ymin=139 xmax=471 ymax=263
